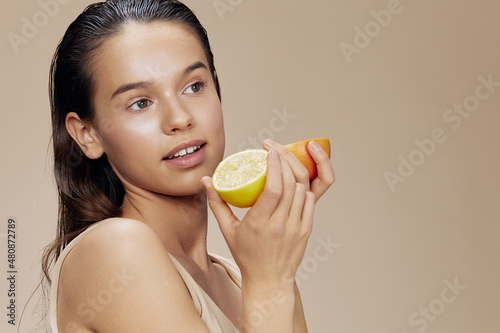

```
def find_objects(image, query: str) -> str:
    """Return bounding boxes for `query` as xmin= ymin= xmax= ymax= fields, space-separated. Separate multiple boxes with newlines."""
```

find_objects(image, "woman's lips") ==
xmin=164 ymin=144 xmax=203 ymax=159
xmin=162 ymin=143 xmax=206 ymax=168
xmin=164 ymin=139 xmax=206 ymax=159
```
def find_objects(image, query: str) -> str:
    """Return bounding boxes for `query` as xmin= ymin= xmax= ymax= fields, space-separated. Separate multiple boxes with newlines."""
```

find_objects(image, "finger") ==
xmin=272 ymin=154 xmax=297 ymax=220
xmin=263 ymin=139 xmax=310 ymax=189
xmin=201 ymin=176 xmax=239 ymax=237
xmin=288 ymin=183 xmax=307 ymax=223
xmin=248 ymin=149 xmax=282 ymax=221
xmin=308 ymin=141 xmax=335 ymax=201
xmin=300 ymin=191 xmax=315 ymax=237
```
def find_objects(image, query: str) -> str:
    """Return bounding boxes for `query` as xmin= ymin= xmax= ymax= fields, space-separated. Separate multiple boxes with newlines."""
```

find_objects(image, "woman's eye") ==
xmin=185 ymin=81 xmax=204 ymax=94
xmin=129 ymin=99 xmax=150 ymax=110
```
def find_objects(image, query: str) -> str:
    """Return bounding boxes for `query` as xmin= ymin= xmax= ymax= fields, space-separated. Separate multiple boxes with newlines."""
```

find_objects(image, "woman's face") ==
xmin=90 ymin=21 xmax=225 ymax=197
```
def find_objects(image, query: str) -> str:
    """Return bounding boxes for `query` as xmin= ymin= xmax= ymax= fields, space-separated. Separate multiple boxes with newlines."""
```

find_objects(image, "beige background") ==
xmin=1 ymin=0 xmax=499 ymax=332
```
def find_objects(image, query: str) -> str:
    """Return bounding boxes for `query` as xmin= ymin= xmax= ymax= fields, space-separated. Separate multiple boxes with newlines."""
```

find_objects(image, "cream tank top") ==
xmin=49 ymin=222 xmax=242 ymax=333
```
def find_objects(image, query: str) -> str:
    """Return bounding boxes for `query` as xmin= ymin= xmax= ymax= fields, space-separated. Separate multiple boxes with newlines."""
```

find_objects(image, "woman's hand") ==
xmin=201 ymin=139 xmax=334 ymax=286
xmin=202 ymin=149 xmax=312 ymax=286
xmin=262 ymin=139 xmax=335 ymax=203
xmin=202 ymin=141 xmax=334 ymax=332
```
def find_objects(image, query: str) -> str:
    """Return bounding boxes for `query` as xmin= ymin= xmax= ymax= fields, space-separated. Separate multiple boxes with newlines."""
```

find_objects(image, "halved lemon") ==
xmin=212 ymin=149 xmax=268 ymax=208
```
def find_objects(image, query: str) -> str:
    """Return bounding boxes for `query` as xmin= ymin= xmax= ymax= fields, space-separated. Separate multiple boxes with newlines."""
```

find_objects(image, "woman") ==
xmin=42 ymin=0 xmax=335 ymax=332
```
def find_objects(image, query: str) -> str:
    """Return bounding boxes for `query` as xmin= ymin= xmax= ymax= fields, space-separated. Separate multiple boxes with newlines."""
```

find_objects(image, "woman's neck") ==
xmin=119 ymin=188 xmax=212 ymax=270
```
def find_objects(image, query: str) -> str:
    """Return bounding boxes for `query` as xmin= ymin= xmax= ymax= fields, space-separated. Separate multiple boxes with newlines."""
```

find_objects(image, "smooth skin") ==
xmin=61 ymin=21 xmax=335 ymax=333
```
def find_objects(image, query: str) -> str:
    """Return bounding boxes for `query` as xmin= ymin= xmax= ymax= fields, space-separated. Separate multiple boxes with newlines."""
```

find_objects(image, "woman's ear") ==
xmin=65 ymin=112 xmax=105 ymax=160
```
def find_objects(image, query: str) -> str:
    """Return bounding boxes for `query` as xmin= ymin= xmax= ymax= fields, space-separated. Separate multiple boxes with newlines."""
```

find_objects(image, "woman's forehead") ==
xmin=92 ymin=21 xmax=209 ymax=92
xmin=100 ymin=21 xmax=205 ymax=65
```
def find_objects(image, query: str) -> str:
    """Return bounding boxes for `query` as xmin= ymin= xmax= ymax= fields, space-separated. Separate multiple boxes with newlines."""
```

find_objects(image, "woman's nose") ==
xmin=161 ymin=99 xmax=194 ymax=134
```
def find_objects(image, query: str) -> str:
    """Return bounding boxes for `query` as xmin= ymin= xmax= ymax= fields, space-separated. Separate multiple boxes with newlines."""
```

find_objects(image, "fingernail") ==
xmin=263 ymin=139 xmax=277 ymax=148
xmin=310 ymin=141 xmax=321 ymax=152
xmin=201 ymin=176 xmax=212 ymax=185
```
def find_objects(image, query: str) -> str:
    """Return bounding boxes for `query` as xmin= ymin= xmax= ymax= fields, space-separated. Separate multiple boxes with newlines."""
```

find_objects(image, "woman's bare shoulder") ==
xmin=57 ymin=218 xmax=210 ymax=333
xmin=63 ymin=218 xmax=166 ymax=272
xmin=75 ymin=217 xmax=161 ymax=249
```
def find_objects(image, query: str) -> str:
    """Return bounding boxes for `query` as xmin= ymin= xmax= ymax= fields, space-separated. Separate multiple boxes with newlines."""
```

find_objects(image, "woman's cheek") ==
xmin=204 ymin=105 xmax=225 ymax=142
xmin=102 ymin=117 xmax=159 ymax=164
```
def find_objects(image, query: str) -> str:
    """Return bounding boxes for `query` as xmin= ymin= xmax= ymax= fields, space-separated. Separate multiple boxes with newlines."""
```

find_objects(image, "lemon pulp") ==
xmin=212 ymin=149 xmax=268 ymax=208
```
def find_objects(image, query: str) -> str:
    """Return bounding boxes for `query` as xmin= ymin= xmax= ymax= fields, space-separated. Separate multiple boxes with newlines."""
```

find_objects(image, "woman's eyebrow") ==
xmin=110 ymin=62 xmax=208 ymax=101
xmin=110 ymin=81 xmax=153 ymax=100
xmin=183 ymin=61 xmax=207 ymax=75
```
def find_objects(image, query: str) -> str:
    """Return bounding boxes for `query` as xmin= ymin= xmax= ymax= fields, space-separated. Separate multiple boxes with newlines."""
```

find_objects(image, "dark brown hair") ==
xmin=41 ymin=0 xmax=220 ymax=292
